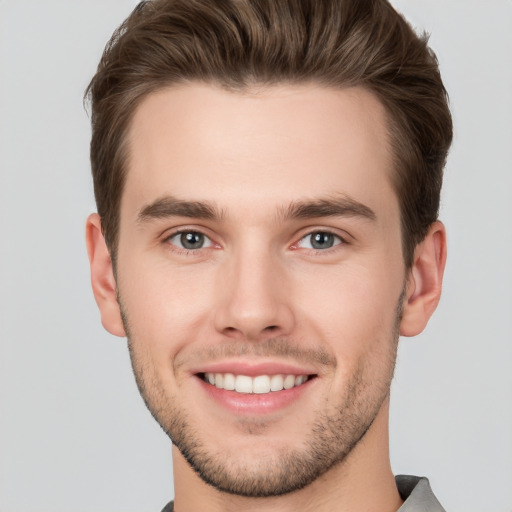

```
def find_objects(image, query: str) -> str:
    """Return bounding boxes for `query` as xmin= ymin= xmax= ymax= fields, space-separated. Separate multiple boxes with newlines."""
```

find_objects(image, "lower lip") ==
xmin=196 ymin=376 xmax=315 ymax=415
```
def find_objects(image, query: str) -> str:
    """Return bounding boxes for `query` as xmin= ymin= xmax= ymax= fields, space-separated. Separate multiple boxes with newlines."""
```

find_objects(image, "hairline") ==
xmin=106 ymin=79 xmax=429 ymax=269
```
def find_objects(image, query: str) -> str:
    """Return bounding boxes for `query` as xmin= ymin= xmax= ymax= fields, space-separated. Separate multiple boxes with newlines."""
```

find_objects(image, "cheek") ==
xmin=292 ymin=262 xmax=402 ymax=355
xmin=296 ymin=270 xmax=401 ymax=399
xmin=297 ymin=267 xmax=403 ymax=389
xmin=117 ymin=255 xmax=217 ymax=359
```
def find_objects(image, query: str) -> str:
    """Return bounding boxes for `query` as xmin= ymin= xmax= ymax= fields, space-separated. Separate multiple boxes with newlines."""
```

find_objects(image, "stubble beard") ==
xmin=121 ymin=297 xmax=402 ymax=498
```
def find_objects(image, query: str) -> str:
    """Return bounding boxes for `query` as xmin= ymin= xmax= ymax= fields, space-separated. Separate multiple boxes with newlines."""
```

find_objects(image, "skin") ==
xmin=86 ymin=83 xmax=446 ymax=512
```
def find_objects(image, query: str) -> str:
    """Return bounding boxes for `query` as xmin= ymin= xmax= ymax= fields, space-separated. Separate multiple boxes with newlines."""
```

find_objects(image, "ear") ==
xmin=400 ymin=221 xmax=447 ymax=337
xmin=85 ymin=213 xmax=126 ymax=337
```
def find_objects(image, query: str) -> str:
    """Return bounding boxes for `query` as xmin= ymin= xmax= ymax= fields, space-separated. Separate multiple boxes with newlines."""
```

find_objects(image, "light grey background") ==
xmin=0 ymin=1 xmax=511 ymax=511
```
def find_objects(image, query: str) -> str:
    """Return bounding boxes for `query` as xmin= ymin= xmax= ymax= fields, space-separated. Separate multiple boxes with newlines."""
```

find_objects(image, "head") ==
xmin=85 ymin=0 xmax=451 ymax=502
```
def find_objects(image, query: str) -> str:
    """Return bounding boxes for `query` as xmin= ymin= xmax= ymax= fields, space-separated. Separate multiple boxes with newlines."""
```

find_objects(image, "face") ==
xmin=115 ymin=83 xmax=406 ymax=496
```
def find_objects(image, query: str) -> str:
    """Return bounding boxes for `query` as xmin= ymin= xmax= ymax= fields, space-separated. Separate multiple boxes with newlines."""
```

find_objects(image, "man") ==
xmin=85 ymin=0 xmax=452 ymax=510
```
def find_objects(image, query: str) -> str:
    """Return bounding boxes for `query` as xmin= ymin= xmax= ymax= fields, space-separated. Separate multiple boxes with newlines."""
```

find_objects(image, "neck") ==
xmin=172 ymin=399 xmax=402 ymax=512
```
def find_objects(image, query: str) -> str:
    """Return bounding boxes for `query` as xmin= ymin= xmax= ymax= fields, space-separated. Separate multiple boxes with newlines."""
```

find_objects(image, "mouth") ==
xmin=199 ymin=372 xmax=314 ymax=394
xmin=191 ymin=361 xmax=320 ymax=415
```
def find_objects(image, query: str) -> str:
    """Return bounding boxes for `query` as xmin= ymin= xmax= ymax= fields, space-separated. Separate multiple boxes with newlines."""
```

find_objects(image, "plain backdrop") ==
xmin=1 ymin=1 xmax=511 ymax=511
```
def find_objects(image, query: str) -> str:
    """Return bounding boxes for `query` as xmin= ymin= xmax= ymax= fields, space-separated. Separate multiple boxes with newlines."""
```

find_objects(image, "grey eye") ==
xmin=180 ymin=232 xmax=205 ymax=249
xmin=168 ymin=231 xmax=213 ymax=250
xmin=298 ymin=231 xmax=342 ymax=250
xmin=310 ymin=232 xmax=335 ymax=249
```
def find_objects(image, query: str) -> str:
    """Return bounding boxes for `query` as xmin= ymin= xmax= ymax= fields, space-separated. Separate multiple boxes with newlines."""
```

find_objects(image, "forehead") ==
xmin=123 ymin=82 xmax=396 ymax=222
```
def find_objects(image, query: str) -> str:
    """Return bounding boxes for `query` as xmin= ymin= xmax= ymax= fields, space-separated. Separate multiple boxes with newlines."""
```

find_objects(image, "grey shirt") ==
xmin=161 ymin=475 xmax=445 ymax=511
xmin=396 ymin=475 xmax=446 ymax=511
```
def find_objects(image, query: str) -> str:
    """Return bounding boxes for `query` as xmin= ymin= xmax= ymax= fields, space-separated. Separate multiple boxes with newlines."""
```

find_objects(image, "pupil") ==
xmin=311 ymin=232 xmax=333 ymax=249
xmin=181 ymin=232 xmax=204 ymax=249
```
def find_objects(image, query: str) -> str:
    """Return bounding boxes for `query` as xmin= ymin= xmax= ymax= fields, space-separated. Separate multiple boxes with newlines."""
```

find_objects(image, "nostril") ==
xmin=219 ymin=319 xmax=290 ymax=341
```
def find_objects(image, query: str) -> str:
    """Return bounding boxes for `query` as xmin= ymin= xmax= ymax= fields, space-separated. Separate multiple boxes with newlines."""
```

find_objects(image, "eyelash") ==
xmin=163 ymin=229 xmax=217 ymax=255
xmin=292 ymin=230 xmax=347 ymax=253
xmin=162 ymin=228 xmax=348 ymax=255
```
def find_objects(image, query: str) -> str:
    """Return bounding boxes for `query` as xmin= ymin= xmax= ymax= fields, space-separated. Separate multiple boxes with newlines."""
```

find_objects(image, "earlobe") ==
xmin=85 ymin=213 xmax=126 ymax=337
xmin=400 ymin=221 xmax=447 ymax=337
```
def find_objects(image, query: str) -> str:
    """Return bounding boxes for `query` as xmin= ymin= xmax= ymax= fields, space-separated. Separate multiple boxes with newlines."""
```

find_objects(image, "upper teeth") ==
xmin=204 ymin=373 xmax=308 ymax=394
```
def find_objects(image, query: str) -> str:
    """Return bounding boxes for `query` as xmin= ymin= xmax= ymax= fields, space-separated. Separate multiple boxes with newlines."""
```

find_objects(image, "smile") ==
xmin=202 ymin=373 xmax=311 ymax=394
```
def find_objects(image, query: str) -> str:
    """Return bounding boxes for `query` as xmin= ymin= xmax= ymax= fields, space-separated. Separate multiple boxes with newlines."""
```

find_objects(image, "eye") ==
xmin=167 ymin=231 xmax=214 ymax=250
xmin=297 ymin=231 xmax=343 ymax=250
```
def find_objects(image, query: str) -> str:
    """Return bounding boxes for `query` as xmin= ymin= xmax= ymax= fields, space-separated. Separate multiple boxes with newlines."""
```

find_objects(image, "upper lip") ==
xmin=190 ymin=360 xmax=319 ymax=377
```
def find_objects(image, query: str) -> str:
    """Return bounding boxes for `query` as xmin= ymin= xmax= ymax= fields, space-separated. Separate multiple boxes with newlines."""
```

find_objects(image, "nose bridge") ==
xmin=214 ymin=240 xmax=294 ymax=340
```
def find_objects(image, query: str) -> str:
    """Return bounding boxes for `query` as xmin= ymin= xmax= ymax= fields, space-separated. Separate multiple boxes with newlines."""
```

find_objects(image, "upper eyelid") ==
xmin=161 ymin=226 xmax=215 ymax=241
xmin=167 ymin=229 xmax=209 ymax=239
xmin=163 ymin=230 xmax=217 ymax=254
xmin=294 ymin=227 xmax=351 ymax=244
xmin=296 ymin=231 xmax=344 ymax=247
xmin=159 ymin=226 xmax=351 ymax=248
xmin=161 ymin=228 xmax=209 ymax=246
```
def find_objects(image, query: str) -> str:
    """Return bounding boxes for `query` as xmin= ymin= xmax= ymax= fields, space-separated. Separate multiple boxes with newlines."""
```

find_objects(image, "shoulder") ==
xmin=160 ymin=501 xmax=174 ymax=512
xmin=396 ymin=475 xmax=446 ymax=512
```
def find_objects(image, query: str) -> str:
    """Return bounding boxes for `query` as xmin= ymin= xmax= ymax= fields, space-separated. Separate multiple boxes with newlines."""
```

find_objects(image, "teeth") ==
xmin=223 ymin=373 xmax=235 ymax=391
xmin=283 ymin=375 xmax=296 ymax=389
xmin=203 ymin=372 xmax=310 ymax=394
xmin=235 ymin=375 xmax=253 ymax=394
xmin=253 ymin=375 xmax=270 ymax=394
xmin=295 ymin=375 xmax=307 ymax=386
xmin=270 ymin=374 xmax=284 ymax=391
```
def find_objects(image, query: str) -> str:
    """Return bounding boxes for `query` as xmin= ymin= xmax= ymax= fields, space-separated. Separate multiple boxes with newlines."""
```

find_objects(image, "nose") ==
xmin=213 ymin=246 xmax=295 ymax=342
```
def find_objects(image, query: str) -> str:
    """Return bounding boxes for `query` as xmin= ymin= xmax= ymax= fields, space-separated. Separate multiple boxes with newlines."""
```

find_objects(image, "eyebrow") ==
xmin=137 ymin=196 xmax=223 ymax=223
xmin=278 ymin=196 xmax=376 ymax=222
xmin=136 ymin=194 xmax=376 ymax=224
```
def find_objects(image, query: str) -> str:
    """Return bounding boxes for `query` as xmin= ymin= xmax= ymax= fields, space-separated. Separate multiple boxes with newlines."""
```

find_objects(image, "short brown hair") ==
xmin=86 ymin=0 xmax=452 ymax=268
